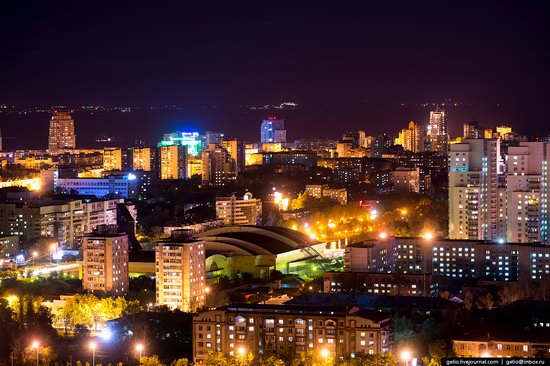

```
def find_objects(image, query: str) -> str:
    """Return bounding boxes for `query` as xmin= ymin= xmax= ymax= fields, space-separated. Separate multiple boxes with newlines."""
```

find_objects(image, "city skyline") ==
xmin=2 ymin=0 xmax=550 ymax=148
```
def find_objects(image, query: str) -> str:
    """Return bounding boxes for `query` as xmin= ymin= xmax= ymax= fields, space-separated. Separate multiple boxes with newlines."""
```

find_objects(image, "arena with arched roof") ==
xmin=195 ymin=225 xmax=328 ymax=279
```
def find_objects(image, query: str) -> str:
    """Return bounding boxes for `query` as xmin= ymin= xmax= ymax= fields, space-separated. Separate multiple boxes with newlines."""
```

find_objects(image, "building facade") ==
xmin=160 ymin=145 xmax=188 ymax=180
xmin=48 ymin=111 xmax=76 ymax=152
xmin=82 ymin=226 xmax=129 ymax=294
xmin=216 ymin=193 xmax=262 ymax=226
xmin=260 ymin=117 xmax=286 ymax=143
xmin=448 ymin=139 xmax=501 ymax=240
xmin=155 ymin=230 xmax=206 ymax=312
xmin=192 ymin=304 xmax=392 ymax=364
xmin=428 ymin=108 xmax=448 ymax=153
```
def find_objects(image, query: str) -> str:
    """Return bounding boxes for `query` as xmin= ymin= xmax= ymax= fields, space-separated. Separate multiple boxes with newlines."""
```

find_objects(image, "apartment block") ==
xmin=82 ymin=225 xmax=129 ymax=294
xmin=192 ymin=304 xmax=392 ymax=364
xmin=155 ymin=230 xmax=206 ymax=312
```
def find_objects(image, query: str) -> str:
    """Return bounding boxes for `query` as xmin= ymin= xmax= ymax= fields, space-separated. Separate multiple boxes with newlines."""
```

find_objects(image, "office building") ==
xmin=463 ymin=121 xmax=483 ymax=139
xmin=48 ymin=111 xmax=76 ymax=152
xmin=103 ymin=148 xmax=133 ymax=171
xmin=160 ymin=145 xmax=188 ymax=180
xmin=82 ymin=225 xmax=129 ymax=294
xmin=428 ymin=108 xmax=448 ymax=153
xmin=260 ymin=117 xmax=286 ymax=143
xmin=351 ymin=236 xmax=550 ymax=282
xmin=449 ymin=139 xmax=501 ymax=240
xmin=0 ymin=197 xmax=127 ymax=248
xmin=396 ymin=121 xmax=424 ymax=153
xmin=324 ymin=272 xmax=431 ymax=296
xmin=192 ymin=304 xmax=392 ymax=364
xmin=221 ymin=138 xmax=245 ymax=173
xmin=56 ymin=172 xmax=147 ymax=199
xmin=155 ymin=230 xmax=206 ymax=312
xmin=160 ymin=132 xmax=202 ymax=157
xmin=263 ymin=151 xmax=316 ymax=171
xmin=201 ymin=145 xmax=236 ymax=186
xmin=202 ymin=131 xmax=225 ymax=147
xmin=216 ymin=193 xmax=262 ymax=225
xmin=132 ymin=147 xmax=156 ymax=172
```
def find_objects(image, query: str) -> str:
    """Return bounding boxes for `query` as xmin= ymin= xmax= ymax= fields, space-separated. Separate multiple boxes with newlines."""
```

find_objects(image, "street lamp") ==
xmin=89 ymin=341 xmax=97 ymax=366
xmin=401 ymin=350 xmax=412 ymax=366
xmin=237 ymin=346 xmax=246 ymax=358
xmin=135 ymin=343 xmax=144 ymax=364
xmin=422 ymin=232 xmax=434 ymax=240
xmin=32 ymin=251 xmax=38 ymax=266
xmin=31 ymin=341 xmax=40 ymax=366
xmin=320 ymin=348 xmax=330 ymax=364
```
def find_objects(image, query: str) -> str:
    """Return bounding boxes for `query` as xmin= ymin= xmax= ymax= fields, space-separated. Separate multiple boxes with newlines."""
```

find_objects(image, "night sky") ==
xmin=1 ymin=1 xmax=550 ymax=148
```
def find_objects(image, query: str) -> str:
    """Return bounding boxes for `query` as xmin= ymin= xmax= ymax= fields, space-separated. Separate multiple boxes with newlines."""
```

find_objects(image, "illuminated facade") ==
xmin=428 ymin=108 xmax=448 ymax=153
xmin=0 ymin=197 xmax=127 ymax=248
xmin=221 ymin=138 xmax=245 ymax=173
xmin=260 ymin=117 xmax=286 ymax=143
xmin=396 ymin=121 xmax=424 ymax=153
xmin=132 ymin=147 xmax=155 ymax=171
xmin=449 ymin=139 xmax=501 ymax=240
xmin=192 ymin=304 xmax=392 ymax=364
xmin=103 ymin=148 xmax=133 ymax=171
xmin=216 ymin=192 xmax=262 ymax=225
xmin=201 ymin=145 xmax=236 ymax=186
xmin=155 ymin=230 xmax=206 ymax=312
xmin=48 ymin=111 xmax=76 ymax=152
xmin=506 ymin=142 xmax=550 ymax=244
xmin=160 ymin=145 xmax=188 ymax=180
xmin=82 ymin=226 xmax=129 ymax=294
xmin=160 ymin=132 xmax=202 ymax=156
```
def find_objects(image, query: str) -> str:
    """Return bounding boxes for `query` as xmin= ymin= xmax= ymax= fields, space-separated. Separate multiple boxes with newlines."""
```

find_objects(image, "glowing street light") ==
xmin=320 ymin=348 xmax=330 ymax=363
xmin=422 ymin=232 xmax=434 ymax=240
xmin=32 ymin=251 xmax=38 ymax=266
xmin=237 ymin=346 xmax=246 ymax=357
xmin=135 ymin=343 xmax=144 ymax=364
xmin=31 ymin=341 xmax=40 ymax=366
xmin=481 ymin=352 xmax=491 ymax=358
xmin=401 ymin=350 xmax=412 ymax=366
xmin=378 ymin=231 xmax=388 ymax=240
xmin=89 ymin=341 xmax=97 ymax=366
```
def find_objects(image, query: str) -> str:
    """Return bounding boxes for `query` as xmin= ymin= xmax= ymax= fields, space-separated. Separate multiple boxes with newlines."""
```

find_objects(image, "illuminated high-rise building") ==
xmin=155 ymin=229 xmax=206 ymax=312
xmin=505 ymin=142 xmax=550 ymax=244
xmin=202 ymin=131 xmax=225 ymax=146
xmin=216 ymin=192 xmax=262 ymax=225
xmin=132 ymin=147 xmax=155 ymax=171
xmin=160 ymin=145 xmax=188 ymax=180
xmin=260 ymin=117 xmax=286 ymax=143
xmin=448 ymin=139 xmax=501 ymax=240
xmin=221 ymin=138 xmax=245 ymax=173
xmin=396 ymin=121 xmax=424 ymax=153
xmin=429 ymin=107 xmax=448 ymax=153
xmin=48 ymin=111 xmax=76 ymax=152
xmin=82 ymin=225 xmax=129 ymax=294
xmin=159 ymin=132 xmax=202 ymax=157
xmin=201 ymin=144 xmax=236 ymax=186
xmin=463 ymin=121 xmax=483 ymax=139
xmin=103 ymin=148 xmax=133 ymax=171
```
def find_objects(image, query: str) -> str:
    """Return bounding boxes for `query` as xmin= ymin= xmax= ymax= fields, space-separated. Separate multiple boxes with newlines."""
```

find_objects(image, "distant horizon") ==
xmin=0 ymin=101 xmax=537 ymax=151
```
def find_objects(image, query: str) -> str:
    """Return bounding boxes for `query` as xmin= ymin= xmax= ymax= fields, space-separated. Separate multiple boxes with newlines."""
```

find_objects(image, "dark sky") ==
xmin=1 ymin=0 xmax=550 ymax=147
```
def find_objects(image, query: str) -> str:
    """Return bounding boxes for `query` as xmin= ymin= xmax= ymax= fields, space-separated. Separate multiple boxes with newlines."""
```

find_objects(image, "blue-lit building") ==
xmin=56 ymin=171 xmax=151 ymax=199
xmin=260 ymin=117 xmax=286 ymax=143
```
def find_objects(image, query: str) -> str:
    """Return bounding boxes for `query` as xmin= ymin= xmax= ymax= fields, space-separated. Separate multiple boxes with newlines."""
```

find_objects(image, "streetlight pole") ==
xmin=135 ymin=344 xmax=144 ymax=365
xmin=89 ymin=342 xmax=96 ymax=366
xmin=31 ymin=341 xmax=39 ymax=366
